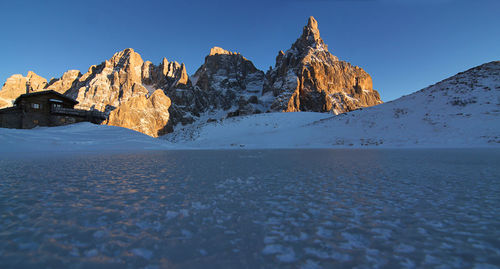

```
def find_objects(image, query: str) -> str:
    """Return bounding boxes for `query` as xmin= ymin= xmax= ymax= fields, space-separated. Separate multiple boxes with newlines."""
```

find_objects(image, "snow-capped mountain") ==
xmin=164 ymin=61 xmax=500 ymax=148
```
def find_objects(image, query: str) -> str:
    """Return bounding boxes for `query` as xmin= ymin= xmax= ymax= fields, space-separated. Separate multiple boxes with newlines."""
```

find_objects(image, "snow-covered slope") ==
xmin=164 ymin=61 xmax=500 ymax=149
xmin=0 ymin=122 xmax=172 ymax=154
xmin=164 ymin=112 xmax=332 ymax=148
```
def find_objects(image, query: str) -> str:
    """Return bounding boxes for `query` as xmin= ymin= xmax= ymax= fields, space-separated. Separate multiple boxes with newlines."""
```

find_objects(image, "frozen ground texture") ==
xmin=0 ymin=149 xmax=499 ymax=268
xmin=0 ymin=122 xmax=172 ymax=154
xmin=165 ymin=61 xmax=500 ymax=149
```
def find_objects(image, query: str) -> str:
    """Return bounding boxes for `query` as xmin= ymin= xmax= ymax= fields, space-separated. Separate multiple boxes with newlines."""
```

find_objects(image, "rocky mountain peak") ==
xmin=209 ymin=47 xmax=237 ymax=56
xmin=107 ymin=48 xmax=144 ymax=72
xmin=304 ymin=16 xmax=321 ymax=43
xmin=264 ymin=16 xmax=382 ymax=114
xmin=167 ymin=48 xmax=266 ymax=120
xmin=307 ymin=16 xmax=318 ymax=30
xmin=292 ymin=16 xmax=327 ymax=53
xmin=193 ymin=47 xmax=263 ymax=93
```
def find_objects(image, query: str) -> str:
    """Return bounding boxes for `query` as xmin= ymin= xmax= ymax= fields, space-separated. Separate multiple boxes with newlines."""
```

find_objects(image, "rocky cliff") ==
xmin=105 ymin=90 xmax=172 ymax=137
xmin=46 ymin=70 xmax=82 ymax=94
xmin=0 ymin=71 xmax=48 ymax=108
xmin=0 ymin=49 xmax=186 ymax=137
xmin=191 ymin=46 xmax=266 ymax=115
xmin=263 ymin=16 xmax=382 ymax=114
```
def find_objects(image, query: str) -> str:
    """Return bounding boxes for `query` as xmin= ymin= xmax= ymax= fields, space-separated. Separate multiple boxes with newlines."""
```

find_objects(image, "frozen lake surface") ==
xmin=1 ymin=149 xmax=499 ymax=268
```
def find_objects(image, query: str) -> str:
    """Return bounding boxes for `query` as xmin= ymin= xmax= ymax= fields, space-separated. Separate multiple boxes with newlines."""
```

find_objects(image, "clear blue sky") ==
xmin=1 ymin=0 xmax=499 ymax=101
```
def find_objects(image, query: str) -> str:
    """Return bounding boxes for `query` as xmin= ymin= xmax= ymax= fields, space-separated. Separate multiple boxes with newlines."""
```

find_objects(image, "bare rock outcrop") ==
xmin=105 ymin=90 xmax=172 ymax=137
xmin=143 ymin=58 xmax=190 ymax=92
xmin=64 ymin=48 xmax=149 ymax=112
xmin=0 ymin=71 xmax=48 ymax=108
xmin=209 ymin=46 xmax=237 ymax=56
xmin=46 ymin=70 xmax=82 ymax=94
xmin=66 ymin=48 xmax=190 ymax=135
xmin=186 ymin=47 xmax=266 ymax=116
xmin=263 ymin=16 xmax=382 ymax=114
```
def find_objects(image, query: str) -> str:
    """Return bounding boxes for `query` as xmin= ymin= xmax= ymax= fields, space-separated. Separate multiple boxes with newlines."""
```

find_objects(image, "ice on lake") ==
xmin=0 ymin=149 xmax=499 ymax=268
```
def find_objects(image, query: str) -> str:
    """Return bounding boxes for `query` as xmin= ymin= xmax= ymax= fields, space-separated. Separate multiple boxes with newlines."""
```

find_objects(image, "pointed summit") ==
xmin=108 ymin=48 xmax=144 ymax=69
xmin=293 ymin=16 xmax=327 ymax=53
xmin=307 ymin=16 xmax=318 ymax=31
xmin=263 ymin=16 xmax=382 ymax=114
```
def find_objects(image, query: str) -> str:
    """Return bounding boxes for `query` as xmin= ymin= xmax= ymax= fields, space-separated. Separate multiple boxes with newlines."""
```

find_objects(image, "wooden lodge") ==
xmin=0 ymin=90 xmax=106 ymax=129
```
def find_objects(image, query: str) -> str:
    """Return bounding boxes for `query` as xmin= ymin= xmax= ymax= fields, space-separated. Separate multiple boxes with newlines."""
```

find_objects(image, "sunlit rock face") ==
xmin=46 ymin=70 xmax=82 ymax=94
xmin=61 ymin=48 xmax=187 ymax=136
xmin=105 ymin=90 xmax=171 ymax=137
xmin=0 ymin=49 xmax=184 ymax=136
xmin=263 ymin=16 xmax=382 ymax=114
xmin=62 ymin=48 xmax=148 ymax=112
xmin=0 ymin=71 xmax=48 ymax=108
xmin=64 ymin=48 xmax=187 ymax=113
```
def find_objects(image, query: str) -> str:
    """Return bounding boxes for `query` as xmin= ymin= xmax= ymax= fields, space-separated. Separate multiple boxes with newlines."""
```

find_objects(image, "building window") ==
xmin=31 ymin=103 xmax=40 ymax=109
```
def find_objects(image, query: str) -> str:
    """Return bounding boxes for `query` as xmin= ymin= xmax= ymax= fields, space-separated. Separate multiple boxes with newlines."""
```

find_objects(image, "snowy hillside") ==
xmin=0 ymin=123 xmax=172 ymax=154
xmin=164 ymin=112 xmax=332 ymax=148
xmin=164 ymin=61 xmax=500 ymax=149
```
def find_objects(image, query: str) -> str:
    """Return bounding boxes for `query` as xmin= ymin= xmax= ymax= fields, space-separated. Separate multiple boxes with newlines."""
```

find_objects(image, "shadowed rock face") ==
xmin=160 ymin=46 xmax=269 ymax=129
xmin=187 ymin=47 xmax=265 ymax=114
xmin=263 ymin=16 xmax=382 ymax=114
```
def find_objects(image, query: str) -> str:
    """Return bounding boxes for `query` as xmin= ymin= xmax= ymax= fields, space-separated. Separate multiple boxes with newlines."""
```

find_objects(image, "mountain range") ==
xmin=0 ymin=61 xmax=498 ymax=152
xmin=0 ymin=16 xmax=382 ymax=137
xmin=165 ymin=61 xmax=500 ymax=148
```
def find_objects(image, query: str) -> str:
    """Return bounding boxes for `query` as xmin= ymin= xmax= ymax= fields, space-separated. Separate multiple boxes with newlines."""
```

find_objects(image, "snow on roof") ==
xmin=14 ymin=90 xmax=78 ymax=105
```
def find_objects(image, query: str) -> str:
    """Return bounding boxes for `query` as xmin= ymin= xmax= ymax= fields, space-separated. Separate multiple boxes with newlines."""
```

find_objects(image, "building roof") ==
xmin=14 ymin=90 xmax=79 ymax=105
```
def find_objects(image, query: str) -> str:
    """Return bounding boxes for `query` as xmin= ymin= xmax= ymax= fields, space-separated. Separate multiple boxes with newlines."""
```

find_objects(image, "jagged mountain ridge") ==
xmin=0 ymin=49 xmax=186 ymax=137
xmin=190 ymin=47 xmax=267 ymax=115
xmin=164 ymin=61 xmax=500 ymax=148
xmin=0 ymin=16 xmax=383 ymax=137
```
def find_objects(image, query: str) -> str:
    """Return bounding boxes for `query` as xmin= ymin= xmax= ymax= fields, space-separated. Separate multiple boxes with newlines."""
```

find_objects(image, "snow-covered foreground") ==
xmin=165 ymin=62 xmax=500 ymax=149
xmin=0 ymin=122 xmax=172 ymax=154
